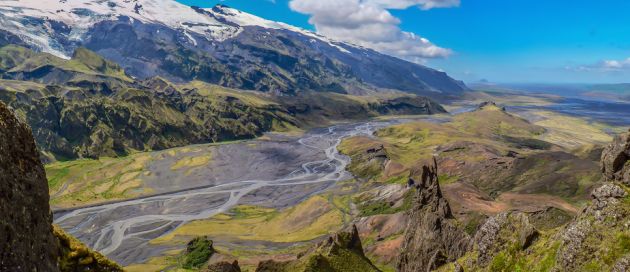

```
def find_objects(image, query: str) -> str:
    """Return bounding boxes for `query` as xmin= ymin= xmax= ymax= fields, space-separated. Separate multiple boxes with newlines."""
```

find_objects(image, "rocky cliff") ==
xmin=0 ymin=101 xmax=121 ymax=271
xmin=397 ymin=158 xmax=471 ymax=272
xmin=602 ymin=130 xmax=630 ymax=185
xmin=0 ymin=96 xmax=58 ymax=271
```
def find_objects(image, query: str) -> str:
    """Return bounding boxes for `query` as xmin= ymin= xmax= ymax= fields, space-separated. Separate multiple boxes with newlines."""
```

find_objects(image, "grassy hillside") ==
xmin=0 ymin=45 xmax=445 ymax=161
xmin=337 ymin=103 xmax=612 ymax=270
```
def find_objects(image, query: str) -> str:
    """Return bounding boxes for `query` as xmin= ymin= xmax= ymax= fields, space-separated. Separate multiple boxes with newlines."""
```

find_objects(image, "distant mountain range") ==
xmin=469 ymin=82 xmax=630 ymax=101
xmin=0 ymin=0 xmax=467 ymax=96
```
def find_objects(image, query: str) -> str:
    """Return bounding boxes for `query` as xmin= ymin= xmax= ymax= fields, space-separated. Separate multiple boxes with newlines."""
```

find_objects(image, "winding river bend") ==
xmin=53 ymin=120 xmax=417 ymax=265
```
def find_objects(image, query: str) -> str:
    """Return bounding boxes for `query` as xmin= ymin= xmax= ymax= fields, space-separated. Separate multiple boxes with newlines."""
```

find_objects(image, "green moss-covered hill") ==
xmin=0 ymin=45 xmax=446 ymax=162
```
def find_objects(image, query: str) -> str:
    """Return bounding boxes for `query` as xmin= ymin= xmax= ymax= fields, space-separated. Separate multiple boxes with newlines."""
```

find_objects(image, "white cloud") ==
xmin=369 ymin=0 xmax=460 ymax=10
xmin=602 ymin=58 xmax=630 ymax=70
xmin=289 ymin=0 xmax=457 ymax=61
xmin=568 ymin=57 xmax=630 ymax=72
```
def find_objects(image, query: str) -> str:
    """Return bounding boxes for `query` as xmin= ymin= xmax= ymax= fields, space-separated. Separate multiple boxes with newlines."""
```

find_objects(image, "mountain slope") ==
xmin=0 ymin=45 xmax=446 ymax=161
xmin=0 ymin=0 xmax=467 ymax=96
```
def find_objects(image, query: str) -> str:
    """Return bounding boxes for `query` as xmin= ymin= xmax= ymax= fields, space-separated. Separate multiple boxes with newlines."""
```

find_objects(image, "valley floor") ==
xmin=49 ymin=91 xmax=627 ymax=271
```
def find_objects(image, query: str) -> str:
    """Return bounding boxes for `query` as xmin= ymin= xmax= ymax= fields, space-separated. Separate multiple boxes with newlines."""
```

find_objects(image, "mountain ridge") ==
xmin=0 ymin=0 xmax=467 ymax=96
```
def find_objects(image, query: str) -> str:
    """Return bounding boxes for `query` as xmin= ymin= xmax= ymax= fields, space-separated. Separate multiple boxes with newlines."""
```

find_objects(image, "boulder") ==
xmin=206 ymin=260 xmax=241 ymax=272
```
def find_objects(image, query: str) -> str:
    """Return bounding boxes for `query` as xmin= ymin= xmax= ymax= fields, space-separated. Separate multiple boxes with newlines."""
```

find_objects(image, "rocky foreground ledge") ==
xmin=0 ymin=101 xmax=122 ymax=272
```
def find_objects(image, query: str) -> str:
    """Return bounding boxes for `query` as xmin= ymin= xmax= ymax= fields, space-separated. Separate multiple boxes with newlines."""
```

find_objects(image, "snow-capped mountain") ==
xmin=0 ymin=0 xmax=467 ymax=96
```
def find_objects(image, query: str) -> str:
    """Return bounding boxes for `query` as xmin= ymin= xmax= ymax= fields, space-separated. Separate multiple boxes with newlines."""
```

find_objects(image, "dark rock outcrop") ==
xmin=554 ymin=181 xmax=629 ymax=271
xmin=397 ymin=158 xmax=471 ymax=272
xmin=0 ymin=100 xmax=59 ymax=271
xmin=206 ymin=260 xmax=241 ymax=272
xmin=473 ymin=212 xmax=539 ymax=266
xmin=255 ymin=225 xmax=380 ymax=272
xmin=602 ymin=130 xmax=630 ymax=185
xmin=476 ymin=101 xmax=505 ymax=111
xmin=0 ymin=101 xmax=122 ymax=272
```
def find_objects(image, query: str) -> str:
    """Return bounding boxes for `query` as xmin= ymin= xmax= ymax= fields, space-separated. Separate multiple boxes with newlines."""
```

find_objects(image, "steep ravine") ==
xmin=0 ymin=101 xmax=121 ymax=271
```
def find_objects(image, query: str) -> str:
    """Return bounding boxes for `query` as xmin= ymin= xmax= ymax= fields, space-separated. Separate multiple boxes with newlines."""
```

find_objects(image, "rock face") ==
xmin=553 ymin=181 xmax=629 ymax=271
xmin=476 ymin=101 xmax=505 ymax=111
xmin=552 ymin=143 xmax=630 ymax=272
xmin=397 ymin=158 xmax=471 ymax=272
xmin=472 ymin=212 xmax=539 ymax=266
xmin=0 ymin=101 xmax=122 ymax=272
xmin=206 ymin=261 xmax=241 ymax=272
xmin=255 ymin=225 xmax=380 ymax=272
xmin=0 ymin=101 xmax=59 ymax=271
xmin=602 ymin=130 xmax=630 ymax=185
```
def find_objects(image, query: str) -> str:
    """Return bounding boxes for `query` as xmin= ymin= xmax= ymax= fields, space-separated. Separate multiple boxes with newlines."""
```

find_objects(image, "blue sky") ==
xmin=177 ymin=0 xmax=630 ymax=84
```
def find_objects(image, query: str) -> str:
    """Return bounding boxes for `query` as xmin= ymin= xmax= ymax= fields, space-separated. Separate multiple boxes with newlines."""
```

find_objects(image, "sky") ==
xmin=177 ymin=0 xmax=630 ymax=84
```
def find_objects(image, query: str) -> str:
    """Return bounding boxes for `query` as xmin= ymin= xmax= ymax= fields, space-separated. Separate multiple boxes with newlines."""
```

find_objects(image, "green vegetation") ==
xmin=529 ymin=110 xmax=619 ymax=149
xmin=444 ymin=184 xmax=630 ymax=272
xmin=181 ymin=237 xmax=215 ymax=269
xmin=438 ymin=174 xmax=459 ymax=185
xmin=151 ymin=195 xmax=346 ymax=245
xmin=54 ymin=225 xmax=123 ymax=271
xmin=45 ymin=155 xmax=151 ymax=208
xmin=463 ymin=212 xmax=485 ymax=236
xmin=357 ymin=189 xmax=414 ymax=217
xmin=340 ymin=104 xmax=602 ymax=205
xmin=0 ymin=45 xmax=131 ymax=83
xmin=256 ymin=228 xmax=380 ymax=272
xmin=336 ymin=104 xmax=614 ymax=271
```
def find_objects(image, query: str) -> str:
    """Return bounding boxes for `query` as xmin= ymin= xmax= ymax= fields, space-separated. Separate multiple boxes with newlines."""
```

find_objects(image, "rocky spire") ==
xmin=0 ymin=102 xmax=60 ymax=271
xmin=397 ymin=158 xmax=471 ymax=272
xmin=0 ymin=101 xmax=122 ymax=272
